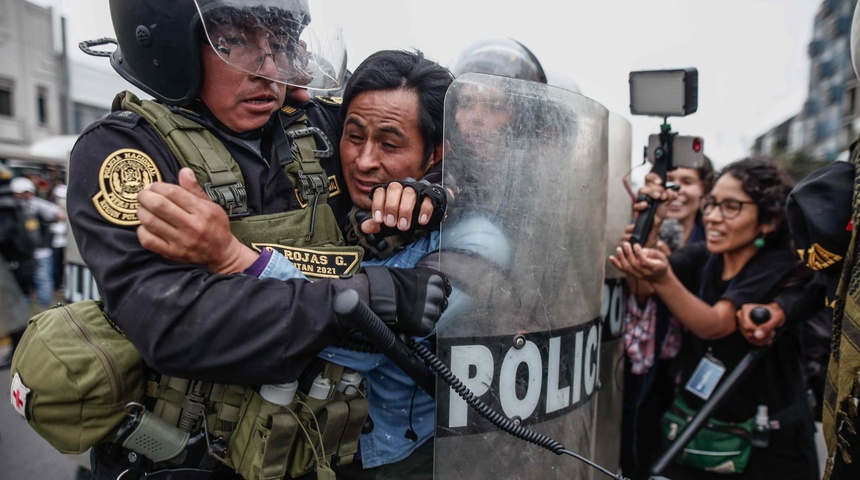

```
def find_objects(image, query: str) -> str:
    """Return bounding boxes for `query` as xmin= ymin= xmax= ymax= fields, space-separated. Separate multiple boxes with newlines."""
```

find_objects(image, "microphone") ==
xmin=658 ymin=218 xmax=684 ymax=251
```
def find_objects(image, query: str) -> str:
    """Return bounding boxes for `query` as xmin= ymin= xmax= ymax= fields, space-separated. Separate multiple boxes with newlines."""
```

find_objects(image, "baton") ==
xmin=333 ymin=289 xmax=436 ymax=398
xmin=650 ymin=307 xmax=772 ymax=477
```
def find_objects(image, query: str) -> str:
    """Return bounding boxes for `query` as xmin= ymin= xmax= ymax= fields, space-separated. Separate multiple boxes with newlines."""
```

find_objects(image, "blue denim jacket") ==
xmin=255 ymin=216 xmax=508 ymax=468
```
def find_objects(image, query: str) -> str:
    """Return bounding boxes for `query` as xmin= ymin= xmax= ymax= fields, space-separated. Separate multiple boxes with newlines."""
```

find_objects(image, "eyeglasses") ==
xmin=699 ymin=196 xmax=755 ymax=219
xmin=214 ymin=34 xmax=293 ymax=74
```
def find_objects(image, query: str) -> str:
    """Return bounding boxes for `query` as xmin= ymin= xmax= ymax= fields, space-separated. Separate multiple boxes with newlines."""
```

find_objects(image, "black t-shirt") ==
xmin=669 ymin=242 xmax=807 ymax=422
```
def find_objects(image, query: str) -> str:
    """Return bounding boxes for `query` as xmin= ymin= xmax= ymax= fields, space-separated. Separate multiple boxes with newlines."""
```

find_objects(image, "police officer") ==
xmin=139 ymin=49 xmax=466 ymax=480
xmin=68 ymin=1 xmax=449 ymax=478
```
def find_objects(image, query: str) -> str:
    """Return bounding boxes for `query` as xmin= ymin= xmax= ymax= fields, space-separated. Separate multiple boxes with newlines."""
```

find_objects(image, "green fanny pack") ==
xmin=10 ymin=300 xmax=146 ymax=454
xmin=661 ymin=394 xmax=755 ymax=475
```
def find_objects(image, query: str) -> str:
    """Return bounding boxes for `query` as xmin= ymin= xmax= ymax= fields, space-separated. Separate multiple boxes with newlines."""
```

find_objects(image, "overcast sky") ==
xmin=39 ymin=0 xmax=823 ymax=171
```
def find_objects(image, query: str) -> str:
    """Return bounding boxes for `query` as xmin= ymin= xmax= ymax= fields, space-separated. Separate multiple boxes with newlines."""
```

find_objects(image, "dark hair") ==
xmin=652 ymin=154 xmax=714 ymax=193
xmin=341 ymin=49 xmax=454 ymax=167
xmin=718 ymin=157 xmax=794 ymax=245
xmin=698 ymin=155 xmax=716 ymax=193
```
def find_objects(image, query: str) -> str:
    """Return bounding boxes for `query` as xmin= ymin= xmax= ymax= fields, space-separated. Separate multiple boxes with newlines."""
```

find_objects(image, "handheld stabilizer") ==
xmin=628 ymin=68 xmax=701 ymax=246
xmin=629 ymin=127 xmax=673 ymax=245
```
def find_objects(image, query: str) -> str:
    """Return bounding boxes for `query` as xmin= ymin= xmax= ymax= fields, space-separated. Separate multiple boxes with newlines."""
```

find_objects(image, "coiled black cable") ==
xmin=408 ymin=339 xmax=629 ymax=480
xmin=334 ymin=288 xmax=628 ymax=480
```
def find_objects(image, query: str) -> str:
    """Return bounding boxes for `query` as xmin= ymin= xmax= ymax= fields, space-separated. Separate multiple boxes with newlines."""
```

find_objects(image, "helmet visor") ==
xmin=195 ymin=0 xmax=346 ymax=91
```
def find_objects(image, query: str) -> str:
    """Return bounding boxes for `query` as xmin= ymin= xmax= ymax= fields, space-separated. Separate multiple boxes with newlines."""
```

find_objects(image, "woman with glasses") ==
xmin=611 ymin=157 xmax=818 ymax=480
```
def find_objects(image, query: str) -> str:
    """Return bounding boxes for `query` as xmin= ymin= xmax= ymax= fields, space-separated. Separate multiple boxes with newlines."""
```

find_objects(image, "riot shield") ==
xmin=434 ymin=73 xmax=609 ymax=479
xmin=591 ymin=111 xmax=632 ymax=477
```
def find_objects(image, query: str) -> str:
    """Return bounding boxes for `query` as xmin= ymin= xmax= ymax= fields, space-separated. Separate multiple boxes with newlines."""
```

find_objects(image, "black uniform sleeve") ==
xmin=67 ymin=113 xmax=361 ymax=385
xmin=772 ymin=267 xmax=824 ymax=328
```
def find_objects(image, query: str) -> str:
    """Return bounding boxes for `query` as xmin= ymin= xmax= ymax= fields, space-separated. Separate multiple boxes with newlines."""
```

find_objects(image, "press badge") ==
xmin=685 ymin=354 xmax=725 ymax=400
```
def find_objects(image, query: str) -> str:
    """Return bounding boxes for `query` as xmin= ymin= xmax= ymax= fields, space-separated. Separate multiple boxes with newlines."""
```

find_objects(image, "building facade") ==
xmin=0 ymin=0 xmax=62 ymax=149
xmin=0 ymin=0 xmax=146 ymax=166
xmin=754 ymin=0 xmax=860 ymax=162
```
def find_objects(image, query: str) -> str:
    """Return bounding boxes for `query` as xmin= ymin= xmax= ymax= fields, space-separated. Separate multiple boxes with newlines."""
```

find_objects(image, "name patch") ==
xmin=251 ymin=243 xmax=360 ymax=278
xmin=93 ymin=148 xmax=161 ymax=226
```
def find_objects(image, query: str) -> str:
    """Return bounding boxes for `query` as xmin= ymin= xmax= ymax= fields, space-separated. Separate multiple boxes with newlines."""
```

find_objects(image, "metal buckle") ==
xmin=286 ymin=126 xmax=333 ymax=158
xmin=204 ymin=182 xmax=249 ymax=218
xmin=296 ymin=171 xmax=329 ymax=204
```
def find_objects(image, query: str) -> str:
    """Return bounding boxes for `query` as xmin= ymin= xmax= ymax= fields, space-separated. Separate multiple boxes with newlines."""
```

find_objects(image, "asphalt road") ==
xmin=0 ymin=344 xmax=90 ymax=480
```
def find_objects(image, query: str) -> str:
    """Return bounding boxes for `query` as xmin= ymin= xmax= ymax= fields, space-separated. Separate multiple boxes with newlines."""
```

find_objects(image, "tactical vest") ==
xmin=113 ymin=91 xmax=368 ymax=479
xmin=823 ymin=138 xmax=860 ymax=479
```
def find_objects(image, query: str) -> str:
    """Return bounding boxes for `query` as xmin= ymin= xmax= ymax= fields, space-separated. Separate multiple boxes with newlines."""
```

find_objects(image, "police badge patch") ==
xmin=93 ymin=149 xmax=162 ymax=226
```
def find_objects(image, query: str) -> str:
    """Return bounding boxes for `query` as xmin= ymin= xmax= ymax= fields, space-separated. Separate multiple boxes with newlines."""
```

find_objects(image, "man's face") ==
xmin=340 ymin=88 xmax=441 ymax=210
xmin=198 ymin=41 xmax=287 ymax=133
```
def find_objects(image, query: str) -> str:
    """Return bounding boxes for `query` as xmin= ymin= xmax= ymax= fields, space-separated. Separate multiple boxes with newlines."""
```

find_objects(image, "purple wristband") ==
xmin=243 ymin=248 xmax=273 ymax=277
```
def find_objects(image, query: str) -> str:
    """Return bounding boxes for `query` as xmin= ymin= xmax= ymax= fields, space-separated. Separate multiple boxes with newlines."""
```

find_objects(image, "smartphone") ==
xmin=646 ymin=134 xmax=705 ymax=169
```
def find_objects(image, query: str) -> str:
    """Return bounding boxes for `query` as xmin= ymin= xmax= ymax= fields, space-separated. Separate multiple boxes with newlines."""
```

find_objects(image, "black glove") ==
xmin=344 ymin=207 xmax=410 ymax=259
xmin=363 ymin=266 xmax=452 ymax=337
xmin=347 ymin=178 xmax=447 ymax=260
xmin=369 ymin=177 xmax=448 ymax=232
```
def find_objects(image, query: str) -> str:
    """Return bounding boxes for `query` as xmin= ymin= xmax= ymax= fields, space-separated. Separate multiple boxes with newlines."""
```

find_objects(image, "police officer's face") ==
xmin=198 ymin=44 xmax=287 ymax=133
xmin=340 ymin=88 xmax=442 ymax=210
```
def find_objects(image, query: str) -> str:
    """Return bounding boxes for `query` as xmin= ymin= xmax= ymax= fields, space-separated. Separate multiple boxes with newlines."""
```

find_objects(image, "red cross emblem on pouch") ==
xmin=10 ymin=372 xmax=30 ymax=418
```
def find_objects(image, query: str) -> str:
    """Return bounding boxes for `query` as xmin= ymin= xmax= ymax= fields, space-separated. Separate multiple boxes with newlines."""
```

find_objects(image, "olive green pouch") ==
xmin=287 ymin=391 xmax=338 ymax=480
xmin=226 ymin=388 xmax=302 ymax=480
xmin=9 ymin=300 xmax=146 ymax=454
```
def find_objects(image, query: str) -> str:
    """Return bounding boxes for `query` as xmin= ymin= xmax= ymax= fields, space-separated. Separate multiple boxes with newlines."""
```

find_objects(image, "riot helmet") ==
xmin=105 ymin=0 xmax=346 ymax=105
xmin=449 ymin=37 xmax=547 ymax=84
